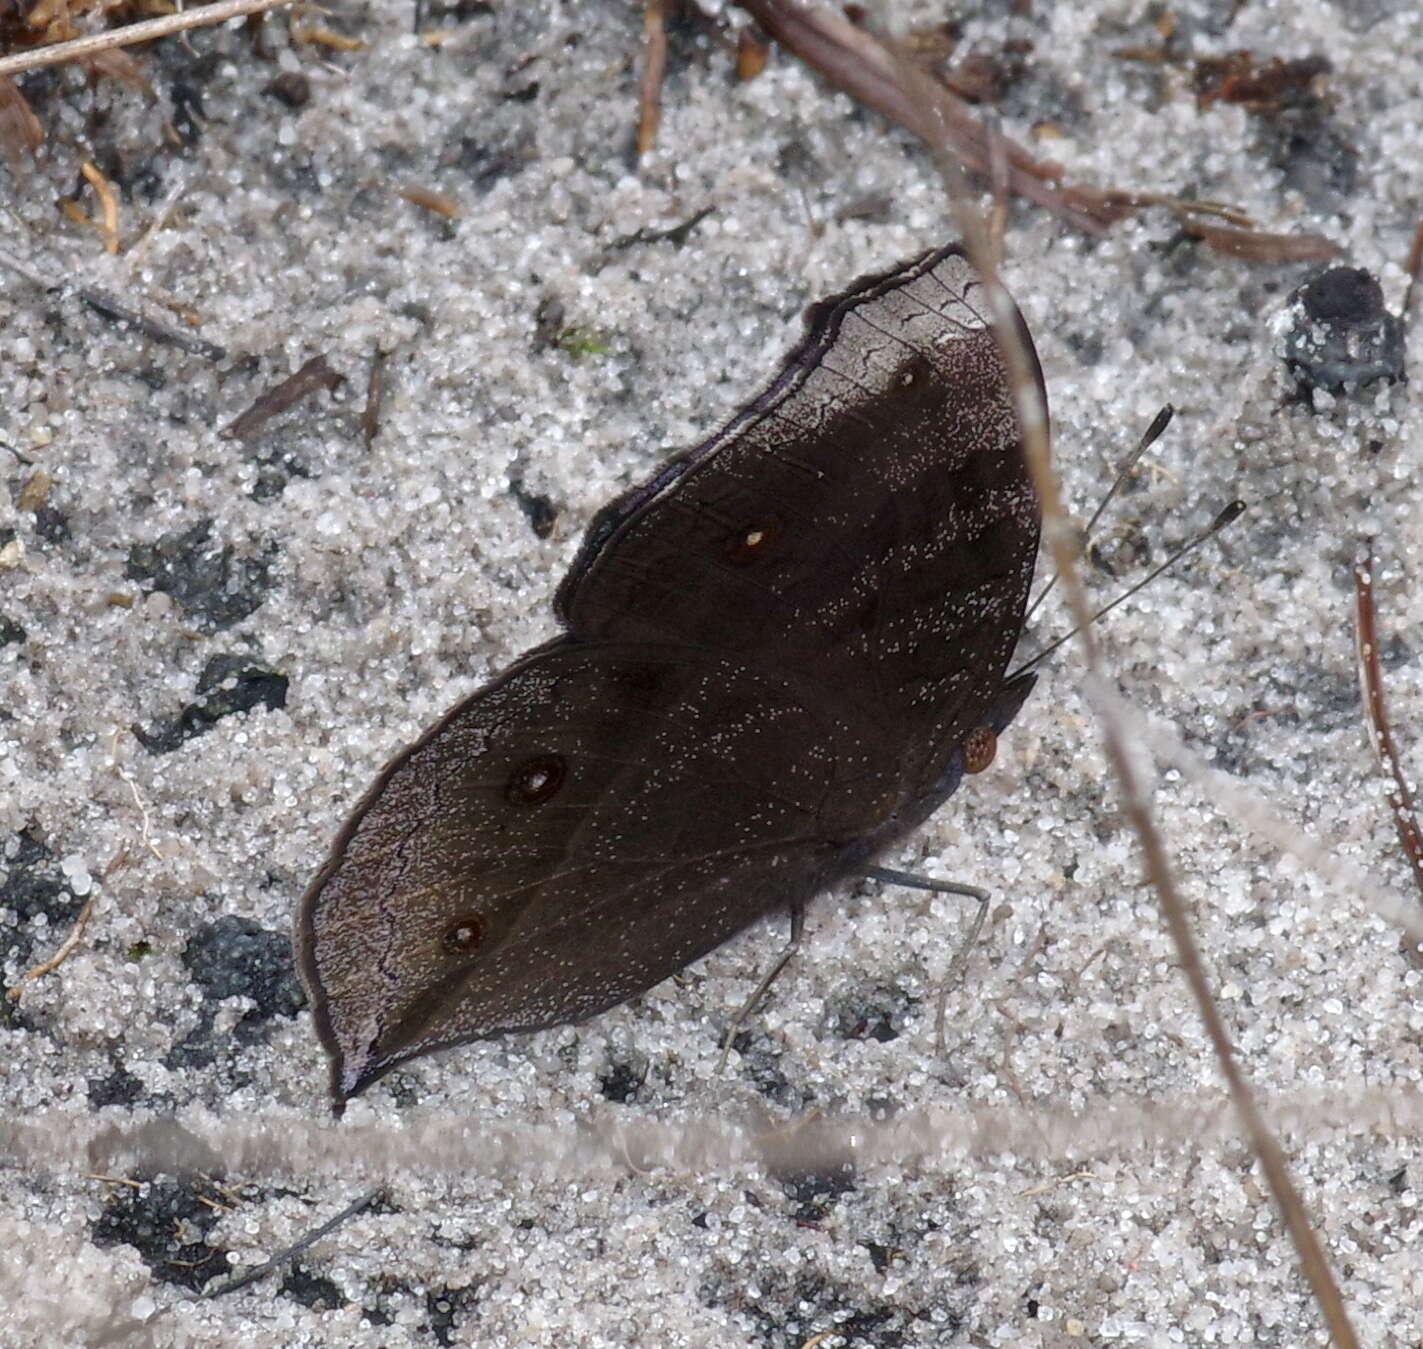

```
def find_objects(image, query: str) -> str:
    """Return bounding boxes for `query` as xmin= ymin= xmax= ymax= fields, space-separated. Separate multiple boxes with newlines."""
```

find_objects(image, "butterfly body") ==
xmin=296 ymin=245 xmax=1045 ymax=1107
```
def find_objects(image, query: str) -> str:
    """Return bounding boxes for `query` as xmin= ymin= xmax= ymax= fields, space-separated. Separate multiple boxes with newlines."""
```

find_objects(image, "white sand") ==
xmin=2 ymin=0 xmax=1422 ymax=1344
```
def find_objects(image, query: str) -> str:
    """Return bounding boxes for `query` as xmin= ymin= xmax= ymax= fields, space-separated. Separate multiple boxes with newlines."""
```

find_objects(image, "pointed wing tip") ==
xmin=327 ymin=1041 xmax=402 ymax=1114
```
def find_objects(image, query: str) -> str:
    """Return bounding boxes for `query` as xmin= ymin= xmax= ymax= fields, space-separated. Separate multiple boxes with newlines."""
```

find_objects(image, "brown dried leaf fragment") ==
xmin=1401 ymin=218 xmax=1423 ymax=320
xmin=361 ymin=348 xmax=388 ymax=450
xmin=399 ymin=184 xmax=460 ymax=218
xmin=223 ymin=354 xmax=345 ymax=441
xmin=1194 ymin=50 xmax=1330 ymax=113
xmin=736 ymin=23 xmax=769 ymax=81
xmin=81 ymin=44 xmax=155 ymax=96
xmin=80 ymin=159 xmax=121 ymax=253
xmin=0 ymin=75 xmax=43 ymax=172
xmin=292 ymin=24 xmax=365 ymax=52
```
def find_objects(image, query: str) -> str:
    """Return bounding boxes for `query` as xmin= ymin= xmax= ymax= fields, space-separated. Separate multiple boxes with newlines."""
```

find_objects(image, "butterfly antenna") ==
xmin=1025 ymin=403 xmax=1176 ymax=622
xmin=1009 ymin=498 xmax=1246 ymax=681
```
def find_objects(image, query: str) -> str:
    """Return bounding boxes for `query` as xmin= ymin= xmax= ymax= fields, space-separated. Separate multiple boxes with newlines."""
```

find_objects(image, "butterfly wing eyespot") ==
xmin=724 ymin=514 xmax=784 ymax=565
xmin=442 ymin=915 xmax=486 ymax=954
xmin=505 ymin=753 xmax=567 ymax=805
xmin=962 ymin=727 xmax=997 ymax=775
xmin=893 ymin=354 xmax=935 ymax=394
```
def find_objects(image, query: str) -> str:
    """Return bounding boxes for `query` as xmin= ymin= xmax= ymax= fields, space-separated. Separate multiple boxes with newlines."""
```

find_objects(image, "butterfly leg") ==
xmin=864 ymin=864 xmax=986 ymax=901
xmin=863 ymin=865 xmax=991 ymax=1055
xmin=714 ymin=901 xmax=805 ymax=1076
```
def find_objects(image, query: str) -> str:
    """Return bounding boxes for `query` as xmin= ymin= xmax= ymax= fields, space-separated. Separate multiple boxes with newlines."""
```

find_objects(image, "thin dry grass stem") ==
xmin=0 ymin=232 xmax=231 ymax=358
xmin=931 ymin=890 xmax=989 ymax=1055
xmin=735 ymin=0 xmax=1107 ymax=233
xmin=1099 ymin=687 xmax=1423 ymax=947
xmin=113 ymin=756 xmax=163 ymax=862
xmin=101 ymin=848 xmax=131 ymax=884
xmin=194 ymin=1192 xmax=239 ymax=1215
xmin=200 ymin=1187 xmax=383 ymax=1299
xmin=636 ymin=0 xmax=669 ymax=160
xmin=1084 ymin=678 xmax=1362 ymax=1347
xmin=1353 ymin=548 xmax=1423 ymax=967
xmin=0 ymin=241 xmax=50 ymax=290
xmin=80 ymin=287 xmax=227 ymax=358
xmin=8 ymin=1089 xmax=1423 ymax=1185
xmin=1156 ymin=198 xmax=1256 ymax=227
xmin=6 ymin=895 xmax=96 ymax=1000
xmin=928 ymin=128 xmax=1361 ymax=1349
xmin=1018 ymin=1169 xmax=1097 ymax=1197
xmin=982 ymin=109 xmax=1009 ymax=265
xmin=127 ymin=172 xmax=191 ymax=268
xmin=0 ymin=0 xmax=296 ymax=79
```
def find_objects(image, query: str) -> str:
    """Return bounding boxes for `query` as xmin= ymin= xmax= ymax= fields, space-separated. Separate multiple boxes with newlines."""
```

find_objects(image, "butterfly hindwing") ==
xmin=297 ymin=639 xmax=900 ymax=1099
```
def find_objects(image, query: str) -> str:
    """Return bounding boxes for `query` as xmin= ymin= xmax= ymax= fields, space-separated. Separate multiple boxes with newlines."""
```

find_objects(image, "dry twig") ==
xmin=636 ymin=0 xmax=669 ymax=159
xmin=0 ymin=244 xmax=227 ymax=358
xmin=0 ymin=0 xmax=297 ymax=79
xmin=738 ymin=0 xmax=1341 ymax=259
xmin=7 ymin=896 xmax=95 ymax=1000
xmin=223 ymin=354 xmax=344 ymax=440
xmin=736 ymin=0 xmax=1109 ymax=232
xmin=201 ymin=1188 xmax=384 ymax=1299
xmin=931 ymin=130 xmax=1361 ymax=1349
xmin=361 ymin=348 xmax=388 ymax=450
xmin=1353 ymin=548 xmax=1423 ymax=966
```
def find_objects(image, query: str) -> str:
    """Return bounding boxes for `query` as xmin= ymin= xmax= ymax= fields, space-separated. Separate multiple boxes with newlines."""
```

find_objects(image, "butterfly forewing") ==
xmin=556 ymin=245 xmax=1043 ymax=756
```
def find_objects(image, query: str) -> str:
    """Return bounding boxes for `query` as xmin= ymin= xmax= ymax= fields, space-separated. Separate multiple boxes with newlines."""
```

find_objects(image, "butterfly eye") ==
xmin=442 ymin=915 xmax=485 ymax=953
xmin=506 ymin=754 xmax=567 ymax=805
xmin=725 ymin=514 xmax=783 ymax=565
xmin=963 ymin=726 xmax=997 ymax=774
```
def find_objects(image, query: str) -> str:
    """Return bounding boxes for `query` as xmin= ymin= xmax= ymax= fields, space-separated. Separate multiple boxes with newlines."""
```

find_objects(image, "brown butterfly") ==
xmin=295 ymin=244 xmax=1044 ymax=1109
